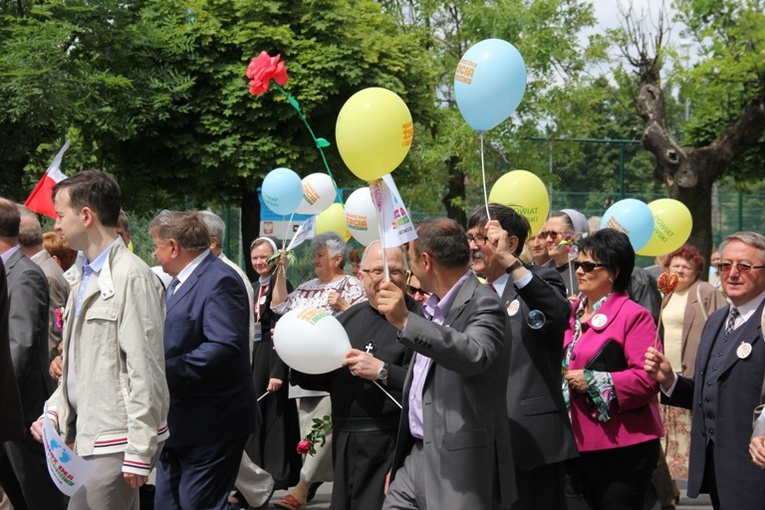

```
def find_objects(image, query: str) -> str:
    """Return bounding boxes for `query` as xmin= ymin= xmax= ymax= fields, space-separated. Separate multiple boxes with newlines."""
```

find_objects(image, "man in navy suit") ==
xmin=646 ymin=231 xmax=765 ymax=509
xmin=151 ymin=210 xmax=258 ymax=510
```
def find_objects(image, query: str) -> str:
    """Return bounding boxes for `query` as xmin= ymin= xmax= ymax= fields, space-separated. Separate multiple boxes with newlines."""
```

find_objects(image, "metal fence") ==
xmin=126 ymin=138 xmax=765 ymax=284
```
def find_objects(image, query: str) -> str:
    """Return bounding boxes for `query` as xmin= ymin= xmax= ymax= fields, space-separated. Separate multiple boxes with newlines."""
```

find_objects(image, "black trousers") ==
xmin=0 ymin=427 xmax=67 ymax=510
xmin=565 ymin=438 xmax=661 ymax=510
xmin=512 ymin=461 xmax=566 ymax=510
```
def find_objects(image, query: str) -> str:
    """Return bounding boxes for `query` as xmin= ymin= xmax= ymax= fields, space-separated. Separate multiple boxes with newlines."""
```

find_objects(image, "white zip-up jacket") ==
xmin=46 ymin=239 xmax=169 ymax=476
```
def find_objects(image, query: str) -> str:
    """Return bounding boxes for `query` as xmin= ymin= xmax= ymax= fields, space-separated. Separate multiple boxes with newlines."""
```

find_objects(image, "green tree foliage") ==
xmin=612 ymin=0 xmax=765 ymax=259
xmin=382 ymin=0 xmax=611 ymax=224
xmin=0 ymin=0 xmax=435 ymax=277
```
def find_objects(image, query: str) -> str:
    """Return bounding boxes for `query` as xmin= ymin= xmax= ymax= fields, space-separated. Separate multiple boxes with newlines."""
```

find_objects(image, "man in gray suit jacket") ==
xmin=378 ymin=217 xmax=516 ymax=510
xmin=17 ymin=207 xmax=69 ymax=363
xmin=0 ymin=197 xmax=65 ymax=510
xmin=468 ymin=204 xmax=577 ymax=510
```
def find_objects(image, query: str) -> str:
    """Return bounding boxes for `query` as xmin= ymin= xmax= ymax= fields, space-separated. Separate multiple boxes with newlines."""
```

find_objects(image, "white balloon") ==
xmin=344 ymin=187 xmax=380 ymax=246
xmin=295 ymin=173 xmax=337 ymax=215
xmin=273 ymin=308 xmax=351 ymax=374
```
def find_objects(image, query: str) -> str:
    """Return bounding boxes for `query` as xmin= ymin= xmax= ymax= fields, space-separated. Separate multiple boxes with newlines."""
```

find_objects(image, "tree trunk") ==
xmin=659 ymin=158 xmax=715 ymax=261
xmin=240 ymin=177 xmax=261 ymax=282
xmin=442 ymin=155 xmax=466 ymax=226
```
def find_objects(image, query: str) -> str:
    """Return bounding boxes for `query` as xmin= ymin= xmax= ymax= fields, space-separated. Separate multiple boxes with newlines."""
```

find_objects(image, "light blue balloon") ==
xmin=599 ymin=199 xmax=654 ymax=251
xmin=262 ymin=167 xmax=303 ymax=216
xmin=454 ymin=39 xmax=527 ymax=132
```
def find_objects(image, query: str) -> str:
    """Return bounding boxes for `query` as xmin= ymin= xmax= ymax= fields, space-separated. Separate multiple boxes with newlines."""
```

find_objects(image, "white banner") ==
xmin=43 ymin=414 xmax=97 ymax=496
xmin=370 ymin=174 xmax=417 ymax=248
xmin=286 ymin=215 xmax=317 ymax=252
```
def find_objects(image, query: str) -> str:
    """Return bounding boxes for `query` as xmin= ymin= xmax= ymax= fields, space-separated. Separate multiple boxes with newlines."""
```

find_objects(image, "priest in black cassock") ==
xmin=291 ymin=241 xmax=416 ymax=510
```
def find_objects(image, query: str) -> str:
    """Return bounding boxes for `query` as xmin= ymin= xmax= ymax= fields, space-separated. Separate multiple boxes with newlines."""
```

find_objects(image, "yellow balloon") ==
xmin=488 ymin=170 xmax=550 ymax=234
xmin=335 ymin=88 xmax=413 ymax=181
xmin=636 ymin=199 xmax=693 ymax=257
xmin=315 ymin=203 xmax=351 ymax=241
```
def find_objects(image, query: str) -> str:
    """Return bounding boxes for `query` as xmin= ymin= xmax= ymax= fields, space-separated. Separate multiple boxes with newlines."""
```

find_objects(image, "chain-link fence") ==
xmin=538 ymin=138 xmax=765 ymax=247
xmin=124 ymin=138 xmax=765 ymax=284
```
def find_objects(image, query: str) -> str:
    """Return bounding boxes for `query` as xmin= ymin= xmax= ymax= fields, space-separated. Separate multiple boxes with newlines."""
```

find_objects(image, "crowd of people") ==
xmin=0 ymin=172 xmax=764 ymax=510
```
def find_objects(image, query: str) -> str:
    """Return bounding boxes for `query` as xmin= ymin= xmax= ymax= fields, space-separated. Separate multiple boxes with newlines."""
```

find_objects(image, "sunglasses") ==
xmin=406 ymin=285 xmax=428 ymax=296
xmin=538 ymin=230 xmax=572 ymax=240
xmin=572 ymin=260 xmax=606 ymax=273
xmin=717 ymin=262 xmax=765 ymax=273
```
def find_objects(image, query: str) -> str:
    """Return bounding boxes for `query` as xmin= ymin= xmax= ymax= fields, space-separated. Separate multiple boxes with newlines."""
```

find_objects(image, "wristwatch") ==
xmin=377 ymin=363 xmax=390 ymax=382
xmin=505 ymin=259 xmax=523 ymax=274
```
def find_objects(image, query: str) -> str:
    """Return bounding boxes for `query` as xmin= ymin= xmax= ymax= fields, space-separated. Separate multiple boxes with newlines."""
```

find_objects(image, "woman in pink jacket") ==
xmin=562 ymin=229 xmax=664 ymax=510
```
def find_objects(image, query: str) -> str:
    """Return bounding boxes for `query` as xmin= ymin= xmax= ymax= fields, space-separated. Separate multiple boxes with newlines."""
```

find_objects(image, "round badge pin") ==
xmin=737 ymin=342 xmax=752 ymax=360
xmin=591 ymin=313 xmax=608 ymax=328
xmin=507 ymin=299 xmax=521 ymax=316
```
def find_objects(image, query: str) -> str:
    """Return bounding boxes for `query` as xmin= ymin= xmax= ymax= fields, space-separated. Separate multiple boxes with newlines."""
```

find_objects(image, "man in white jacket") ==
xmin=31 ymin=170 xmax=169 ymax=510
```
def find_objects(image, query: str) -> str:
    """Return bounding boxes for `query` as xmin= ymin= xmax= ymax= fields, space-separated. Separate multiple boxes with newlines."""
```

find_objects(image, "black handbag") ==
xmin=585 ymin=339 xmax=627 ymax=372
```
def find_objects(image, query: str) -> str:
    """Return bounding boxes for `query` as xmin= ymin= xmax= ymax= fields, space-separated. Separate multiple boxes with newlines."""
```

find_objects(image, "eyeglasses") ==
xmin=717 ymin=262 xmax=765 ymax=273
xmin=361 ymin=268 xmax=406 ymax=278
xmin=466 ymin=234 xmax=489 ymax=247
xmin=407 ymin=285 xmax=427 ymax=296
xmin=572 ymin=260 xmax=606 ymax=273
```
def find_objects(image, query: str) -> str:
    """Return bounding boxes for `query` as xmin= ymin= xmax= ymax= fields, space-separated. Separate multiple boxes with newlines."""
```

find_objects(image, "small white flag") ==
xmin=370 ymin=174 xmax=417 ymax=248
xmin=286 ymin=215 xmax=317 ymax=251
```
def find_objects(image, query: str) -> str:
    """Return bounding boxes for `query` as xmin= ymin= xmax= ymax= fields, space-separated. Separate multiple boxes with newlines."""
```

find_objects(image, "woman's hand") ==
xmin=565 ymin=369 xmax=588 ymax=393
xmin=276 ymin=249 xmax=290 ymax=271
xmin=328 ymin=290 xmax=349 ymax=312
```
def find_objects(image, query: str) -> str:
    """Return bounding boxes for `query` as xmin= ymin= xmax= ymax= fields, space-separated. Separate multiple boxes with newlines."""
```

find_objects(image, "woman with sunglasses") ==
xmin=562 ymin=229 xmax=664 ymax=510
xmin=405 ymin=271 xmax=431 ymax=304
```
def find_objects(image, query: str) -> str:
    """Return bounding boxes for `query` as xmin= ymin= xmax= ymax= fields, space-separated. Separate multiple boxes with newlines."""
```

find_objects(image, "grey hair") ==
xmin=17 ymin=205 xmax=43 ymax=247
xmin=361 ymin=240 xmax=408 ymax=269
xmin=312 ymin=232 xmax=346 ymax=266
xmin=718 ymin=231 xmax=765 ymax=264
xmin=198 ymin=210 xmax=226 ymax=244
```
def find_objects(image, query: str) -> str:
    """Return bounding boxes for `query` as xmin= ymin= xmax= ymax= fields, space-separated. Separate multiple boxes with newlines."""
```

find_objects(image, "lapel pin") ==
xmin=591 ymin=313 xmax=608 ymax=328
xmin=737 ymin=341 xmax=753 ymax=360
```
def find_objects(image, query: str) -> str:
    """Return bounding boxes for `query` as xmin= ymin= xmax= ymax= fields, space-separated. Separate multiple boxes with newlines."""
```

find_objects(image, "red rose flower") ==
xmin=246 ymin=51 xmax=289 ymax=95
xmin=55 ymin=307 xmax=64 ymax=331
xmin=296 ymin=440 xmax=311 ymax=455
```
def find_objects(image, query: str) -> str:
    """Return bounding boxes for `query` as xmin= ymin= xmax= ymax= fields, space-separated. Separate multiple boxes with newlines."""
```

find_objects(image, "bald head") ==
xmin=359 ymin=241 xmax=409 ymax=309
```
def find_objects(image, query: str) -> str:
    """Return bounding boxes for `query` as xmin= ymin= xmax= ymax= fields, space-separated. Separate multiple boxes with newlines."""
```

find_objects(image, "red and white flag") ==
xmin=24 ymin=141 xmax=70 ymax=219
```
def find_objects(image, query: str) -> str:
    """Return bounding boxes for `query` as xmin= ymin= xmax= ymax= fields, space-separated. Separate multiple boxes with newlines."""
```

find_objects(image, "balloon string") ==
xmin=274 ymin=83 xmax=340 ymax=198
xmin=373 ymin=380 xmax=402 ymax=409
xmin=372 ymin=180 xmax=390 ymax=281
xmin=480 ymin=132 xmax=491 ymax=221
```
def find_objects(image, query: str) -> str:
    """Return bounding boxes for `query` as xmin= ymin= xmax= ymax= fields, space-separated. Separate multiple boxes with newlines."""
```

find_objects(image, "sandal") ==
xmin=273 ymin=494 xmax=307 ymax=510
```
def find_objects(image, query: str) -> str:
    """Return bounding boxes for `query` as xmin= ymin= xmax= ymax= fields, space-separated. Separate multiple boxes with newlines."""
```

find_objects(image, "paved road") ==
xmin=263 ymin=480 xmax=713 ymax=509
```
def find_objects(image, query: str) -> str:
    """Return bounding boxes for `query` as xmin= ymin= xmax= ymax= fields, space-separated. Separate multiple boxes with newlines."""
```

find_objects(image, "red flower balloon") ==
xmin=657 ymin=272 xmax=679 ymax=295
xmin=246 ymin=51 xmax=289 ymax=95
